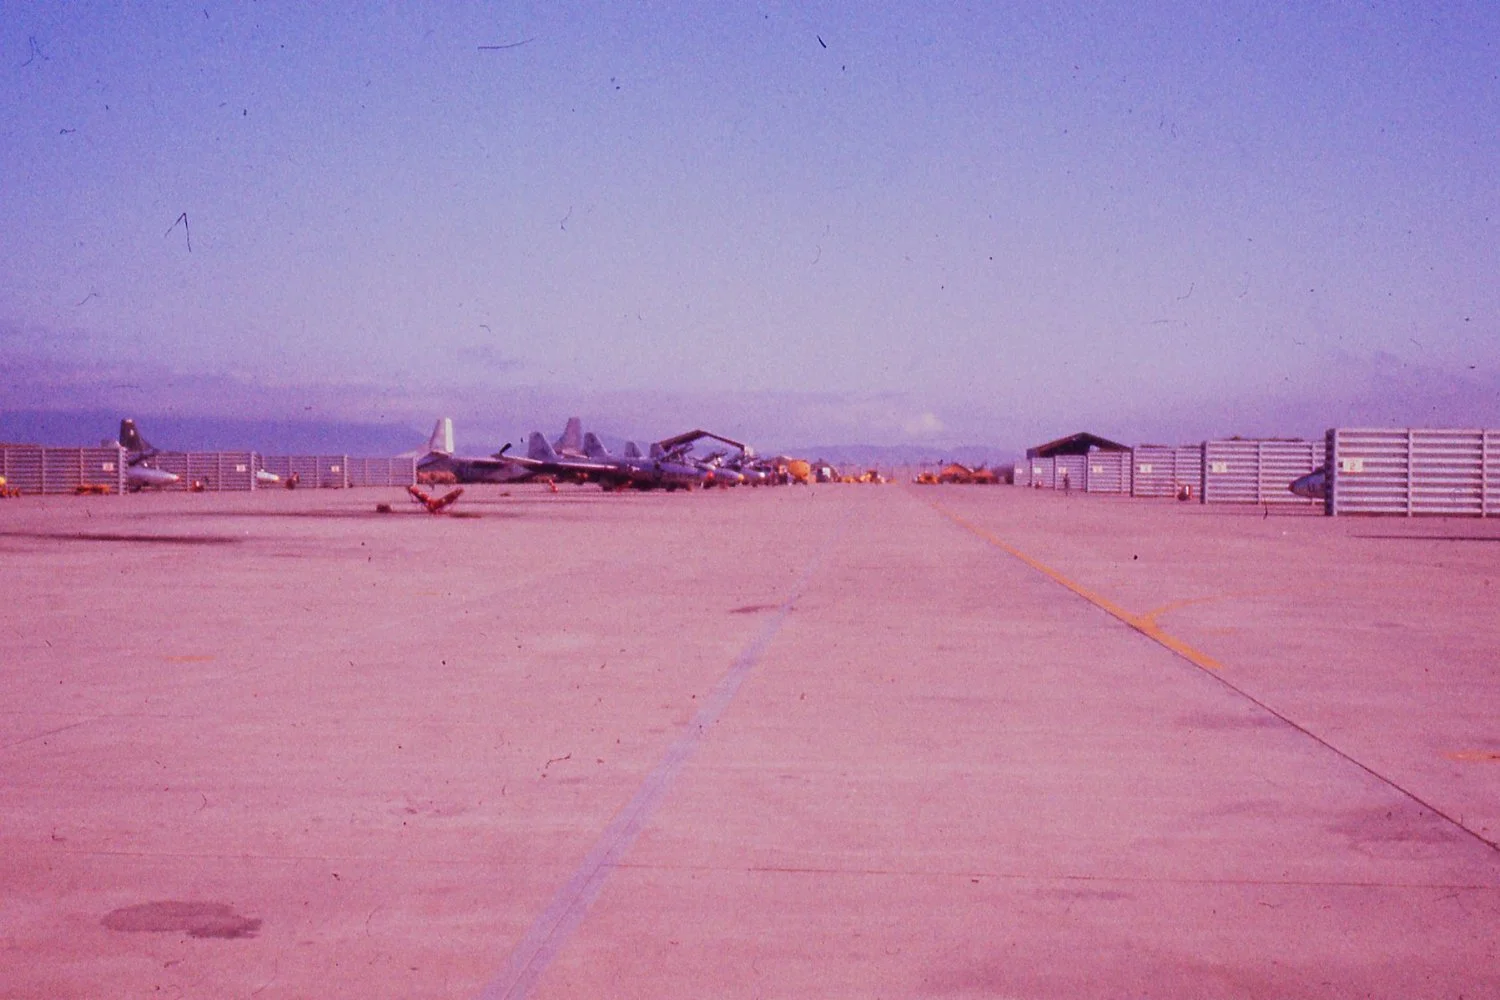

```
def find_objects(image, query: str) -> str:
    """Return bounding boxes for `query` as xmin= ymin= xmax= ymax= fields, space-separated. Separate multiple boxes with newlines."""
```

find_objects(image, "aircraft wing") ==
xmin=653 ymin=428 xmax=750 ymax=454
xmin=508 ymin=455 xmax=617 ymax=474
xmin=497 ymin=449 xmax=620 ymax=478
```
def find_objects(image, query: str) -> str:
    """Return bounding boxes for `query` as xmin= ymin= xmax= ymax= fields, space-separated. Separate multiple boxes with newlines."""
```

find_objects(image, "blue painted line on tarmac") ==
xmin=478 ymin=524 xmax=840 ymax=1000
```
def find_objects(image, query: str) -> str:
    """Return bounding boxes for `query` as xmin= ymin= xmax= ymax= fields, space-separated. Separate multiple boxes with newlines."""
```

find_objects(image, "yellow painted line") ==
xmin=1136 ymin=594 xmax=1234 ymax=629
xmin=929 ymin=501 xmax=1224 ymax=672
xmin=928 ymin=497 xmax=1500 ymax=855
xmin=1446 ymin=750 xmax=1500 ymax=763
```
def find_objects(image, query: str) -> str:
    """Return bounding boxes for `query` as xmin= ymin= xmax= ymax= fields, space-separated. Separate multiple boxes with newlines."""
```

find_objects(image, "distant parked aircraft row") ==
xmin=417 ymin=417 xmax=806 ymax=489
xmin=106 ymin=417 xmax=808 ymax=492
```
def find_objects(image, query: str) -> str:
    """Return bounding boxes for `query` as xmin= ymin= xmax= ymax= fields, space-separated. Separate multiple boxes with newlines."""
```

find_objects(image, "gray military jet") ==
xmin=116 ymin=419 xmax=181 ymax=489
xmin=415 ymin=418 xmax=533 ymax=484
xmin=651 ymin=428 xmax=774 ymax=487
xmin=417 ymin=416 xmax=635 ymax=486
xmin=582 ymin=433 xmax=711 ymax=490
xmin=553 ymin=417 xmax=588 ymax=460
xmin=520 ymin=429 xmax=621 ymax=484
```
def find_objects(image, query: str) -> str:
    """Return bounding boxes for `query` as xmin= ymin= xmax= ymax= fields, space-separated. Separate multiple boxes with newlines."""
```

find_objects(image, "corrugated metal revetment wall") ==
xmin=152 ymin=452 xmax=260 ymax=490
xmin=346 ymin=457 xmax=417 ymax=487
xmin=1019 ymin=453 xmax=1130 ymax=492
xmin=259 ymin=455 xmax=350 ymax=488
xmin=1023 ymin=457 xmax=1056 ymax=488
xmin=1055 ymin=455 xmax=1086 ymax=491
xmin=0 ymin=446 xmax=127 ymax=494
xmin=1131 ymin=445 xmax=1203 ymax=498
xmin=1084 ymin=451 xmax=1132 ymax=494
xmin=1202 ymin=439 xmax=1325 ymax=506
xmin=1 ymin=447 xmax=415 ymax=494
xmin=1329 ymin=428 xmax=1499 ymax=516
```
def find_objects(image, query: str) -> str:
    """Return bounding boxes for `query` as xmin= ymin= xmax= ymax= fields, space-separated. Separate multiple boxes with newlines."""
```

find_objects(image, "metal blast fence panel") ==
xmin=1202 ymin=440 xmax=1260 ymax=503
xmin=1257 ymin=440 xmax=1326 ymax=505
xmin=217 ymin=453 xmax=259 ymax=491
xmin=1026 ymin=457 xmax=1056 ymax=488
xmin=41 ymin=448 xmax=85 ymax=493
xmin=1487 ymin=430 xmax=1500 ymax=517
xmin=346 ymin=457 xmax=417 ymax=487
xmin=1331 ymin=428 xmax=1494 ymax=516
xmin=1176 ymin=445 xmax=1204 ymax=497
xmin=185 ymin=453 xmax=221 ymax=490
xmin=2 ymin=447 xmax=43 ymax=493
xmin=81 ymin=447 xmax=128 ymax=493
xmin=1084 ymin=450 xmax=1131 ymax=494
xmin=149 ymin=453 xmax=191 ymax=489
xmin=1203 ymin=440 xmax=1324 ymax=505
xmin=0 ymin=446 xmax=130 ymax=494
xmin=318 ymin=456 xmax=349 ymax=488
xmin=1412 ymin=430 xmax=1484 ymax=515
xmin=1132 ymin=445 xmax=1204 ymax=498
xmin=183 ymin=452 xmax=258 ymax=491
xmin=1054 ymin=455 xmax=1085 ymax=491
xmin=1131 ymin=446 xmax=1176 ymax=497
xmin=260 ymin=455 xmax=339 ymax=487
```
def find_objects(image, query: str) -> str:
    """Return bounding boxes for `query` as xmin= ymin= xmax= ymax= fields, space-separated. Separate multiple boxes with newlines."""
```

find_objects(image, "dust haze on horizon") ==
xmin=3 ymin=3 xmax=1497 ymax=454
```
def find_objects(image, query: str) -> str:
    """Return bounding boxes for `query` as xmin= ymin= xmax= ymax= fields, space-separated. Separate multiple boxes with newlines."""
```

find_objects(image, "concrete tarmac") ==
xmin=1 ymin=484 xmax=1496 ymax=998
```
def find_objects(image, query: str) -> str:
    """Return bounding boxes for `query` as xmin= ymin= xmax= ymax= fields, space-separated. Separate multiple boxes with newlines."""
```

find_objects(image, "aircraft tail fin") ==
xmin=649 ymin=441 xmax=665 ymax=459
xmin=118 ymin=419 xmax=156 ymax=458
xmin=426 ymin=417 xmax=455 ymax=456
xmin=624 ymin=441 xmax=643 ymax=459
xmin=582 ymin=432 xmax=612 ymax=460
xmin=528 ymin=431 xmax=560 ymax=462
xmin=555 ymin=417 xmax=584 ymax=455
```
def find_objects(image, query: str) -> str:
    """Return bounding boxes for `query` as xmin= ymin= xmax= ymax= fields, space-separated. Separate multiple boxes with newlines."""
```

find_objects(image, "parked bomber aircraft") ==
xmin=521 ymin=430 xmax=623 ymax=483
xmin=416 ymin=417 xmax=618 ymax=485
xmin=651 ymin=428 xmax=782 ymax=487
xmin=552 ymin=417 xmax=588 ymax=460
xmin=115 ymin=419 xmax=181 ymax=490
xmin=582 ymin=433 xmax=711 ymax=490
xmin=417 ymin=416 xmax=778 ymax=492
xmin=416 ymin=418 xmax=534 ymax=484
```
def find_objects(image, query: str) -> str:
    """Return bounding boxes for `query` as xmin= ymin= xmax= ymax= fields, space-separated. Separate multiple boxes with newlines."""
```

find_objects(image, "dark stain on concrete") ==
xmin=1039 ymin=886 xmax=1133 ymax=901
xmin=1327 ymin=806 xmax=1463 ymax=858
xmin=1212 ymin=798 xmax=1288 ymax=820
xmin=729 ymin=604 xmax=777 ymax=614
xmin=1175 ymin=711 xmax=1282 ymax=730
xmin=1354 ymin=534 xmax=1500 ymax=543
xmin=102 ymin=901 xmax=262 ymax=939
xmin=0 ymin=532 xmax=239 ymax=545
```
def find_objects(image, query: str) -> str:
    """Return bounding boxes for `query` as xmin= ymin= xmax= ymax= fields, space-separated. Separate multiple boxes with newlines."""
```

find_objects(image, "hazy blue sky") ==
xmin=3 ymin=2 xmax=1497 ymax=452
